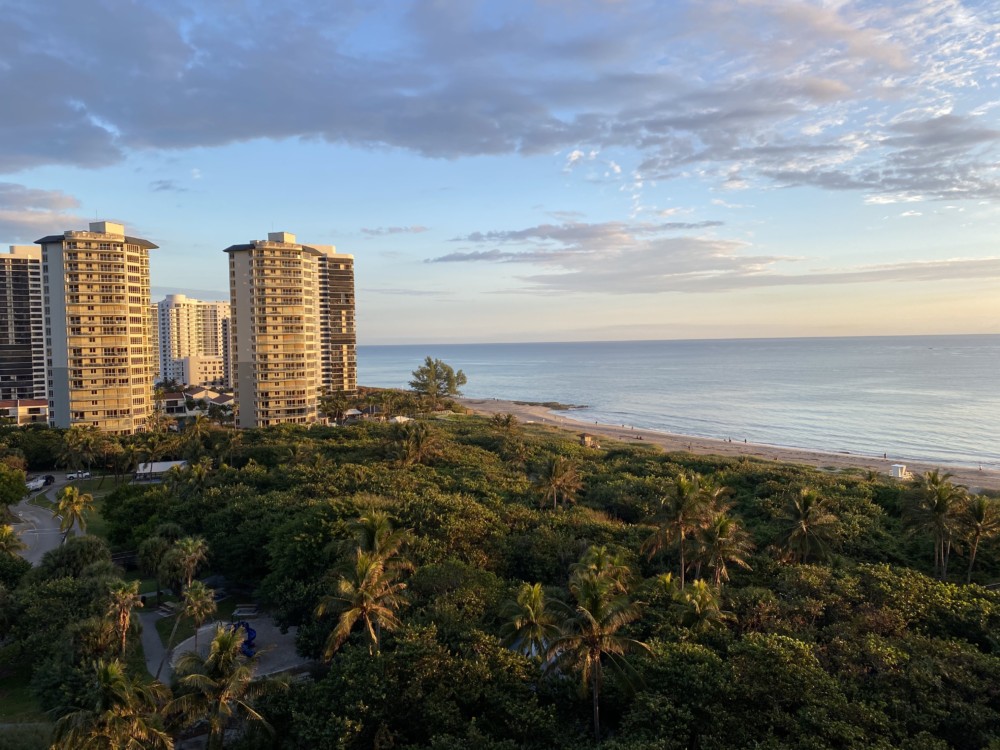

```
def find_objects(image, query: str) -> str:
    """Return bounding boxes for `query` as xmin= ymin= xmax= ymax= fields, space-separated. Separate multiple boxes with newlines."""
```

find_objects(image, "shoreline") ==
xmin=457 ymin=397 xmax=1000 ymax=492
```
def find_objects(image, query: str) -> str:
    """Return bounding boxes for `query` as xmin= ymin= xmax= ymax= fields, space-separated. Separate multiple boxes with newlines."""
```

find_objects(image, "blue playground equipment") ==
xmin=231 ymin=620 xmax=257 ymax=657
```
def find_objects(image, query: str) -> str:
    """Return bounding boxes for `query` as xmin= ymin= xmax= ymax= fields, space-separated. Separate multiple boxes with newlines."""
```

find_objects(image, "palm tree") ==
xmin=164 ymin=536 xmax=210 ymax=589
xmin=694 ymin=511 xmax=754 ymax=586
xmin=139 ymin=523 xmax=184 ymax=607
xmin=185 ymin=458 xmax=214 ymax=494
xmin=642 ymin=472 xmax=710 ymax=587
xmin=775 ymin=488 xmax=839 ymax=565
xmin=960 ymin=495 xmax=1000 ymax=583
xmin=184 ymin=581 xmax=218 ymax=651
xmin=51 ymin=659 xmax=172 ymax=749
xmin=500 ymin=582 xmax=563 ymax=658
xmin=533 ymin=456 xmax=583 ymax=510
xmin=548 ymin=556 xmax=648 ymax=741
xmin=569 ymin=545 xmax=632 ymax=594
xmin=391 ymin=421 xmax=441 ymax=466
xmin=672 ymin=579 xmax=734 ymax=634
xmin=0 ymin=524 xmax=25 ymax=556
xmin=343 ymin=509 xmax=413 ymax=573
xmin=106 ymin=580 xmax=143 ymax=659
xmin=905 ymin=470 xmax=965 ymax=579
xmin=55 ymin=485 xmax=95 ymax=541
xmin=183 ymin=414 xmax=213 ymax=460
xmin=157 ymin=537 xmax=210 ymax=678
xmin=316 ymin=549 xmax=407 ymax=659
xmin=168 ymin=626 xmax=286 ymax=750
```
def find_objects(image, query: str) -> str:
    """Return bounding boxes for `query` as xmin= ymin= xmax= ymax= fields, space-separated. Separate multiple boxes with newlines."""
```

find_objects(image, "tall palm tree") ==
xmin=51 ymin=659 xmax=172 ymax=750
xmin=157 ymin=537 xmax=210 ymax=678
xmin=694 ymin=511 xmax=755 ymax=586
xmin=183 ymin=414 xmax=213 ymax=460
xmin=548 ymin=559 xmax=647 ymax=741
xmin=106 ymin=580 xmax=143 ymax=659
xmin=168 ymin=627 xmax=286 ymax=750
xmin=500 ymin=582 xmax=563 ymax=658
xmin=642 ymin=472 xmax=710 ymax=587
xmin=0 ymin=524 xmax=26 ymax=556
xmin=139 ymin=523 xmax=185 ymax=607
xmin=905 ymin=470 xmax=965 ymax=579
xmin=533 ymin=456 xmax=583 ymax=511
xmin=316 ymin=549 xmax=407 ymax=659
xmin=184 ymin=581 xmax=218 ymax=651
xmin=960 ymin=495 xmax=1000 ymax=583
xmin=164 ymin=536 xmax=210 ymax=589
xmin=55 ymin=485 xmax=95 ymax=541
xmin=776 ymin=488 xmax=839 ymax=565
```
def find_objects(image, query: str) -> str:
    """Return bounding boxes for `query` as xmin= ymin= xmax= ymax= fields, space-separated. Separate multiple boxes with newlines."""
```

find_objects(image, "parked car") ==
xmin=42 ymin=475 xmax=55 ymax=485
xmin=66 ymin=471 xmax=91 ymax=480
xmin=25 ymin=478 xmax=45 ymax=492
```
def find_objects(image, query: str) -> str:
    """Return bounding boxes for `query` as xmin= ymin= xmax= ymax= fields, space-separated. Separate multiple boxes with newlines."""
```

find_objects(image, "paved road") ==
xmin=10 ymin=477 xmax=76 ymax=566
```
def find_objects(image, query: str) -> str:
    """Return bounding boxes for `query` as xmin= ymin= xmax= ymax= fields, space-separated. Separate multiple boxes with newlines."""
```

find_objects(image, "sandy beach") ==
xmin=459 ymin=397 xmax=1000 ymax=492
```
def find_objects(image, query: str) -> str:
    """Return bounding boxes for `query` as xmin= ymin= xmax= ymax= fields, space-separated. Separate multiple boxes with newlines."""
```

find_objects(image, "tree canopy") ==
xmin=408 ymin=357 xmax=467 ymax=406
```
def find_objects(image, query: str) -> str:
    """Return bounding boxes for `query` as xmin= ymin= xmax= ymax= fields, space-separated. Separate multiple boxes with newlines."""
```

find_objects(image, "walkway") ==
xmin=138 ymin=611 xmax=172 ymax=682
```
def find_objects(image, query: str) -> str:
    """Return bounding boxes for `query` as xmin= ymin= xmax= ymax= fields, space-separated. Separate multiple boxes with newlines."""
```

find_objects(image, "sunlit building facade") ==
xmin=36 ymin=221 xmax=157 ymax=434
xmin=225 ymin=231 xmax=355 ymax=429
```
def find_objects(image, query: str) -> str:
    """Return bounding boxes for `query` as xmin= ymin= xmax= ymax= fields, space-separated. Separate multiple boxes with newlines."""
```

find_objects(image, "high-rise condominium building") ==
xmin=0 ymin=246 xmax=46 ymax=401
xmin=225 ymin=231 xmax=355 ymax=429
xmin=156 ymin=294 xmax=231 ymax=387
xmin=36 ymin=221 xmax=157 ymax=434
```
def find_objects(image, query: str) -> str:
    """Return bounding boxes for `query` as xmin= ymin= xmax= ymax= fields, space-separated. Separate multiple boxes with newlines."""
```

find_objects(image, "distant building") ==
xmin=0 ymin=246 xmax=46 ymax=401
xmin=225 ymin=231 xmax=356 ymax=429
xmin=0 ymin=398 xmax=49 ymax=426
xmin=134 ymin=459 xmax=188 ymax=483
xmin=36 ymin=221 xmax=157 ymax=435
xmin=156 ymin=294 xmax=231 ymax=387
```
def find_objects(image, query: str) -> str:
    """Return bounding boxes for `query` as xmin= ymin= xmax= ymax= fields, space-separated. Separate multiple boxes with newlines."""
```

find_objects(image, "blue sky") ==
xmin=2 ymin=0 xmax=999 ymax=343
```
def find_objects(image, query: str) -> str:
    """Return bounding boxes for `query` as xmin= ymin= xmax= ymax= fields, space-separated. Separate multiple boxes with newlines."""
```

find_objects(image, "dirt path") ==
xmin=459 ymin=398 xmax=1000 ymax=492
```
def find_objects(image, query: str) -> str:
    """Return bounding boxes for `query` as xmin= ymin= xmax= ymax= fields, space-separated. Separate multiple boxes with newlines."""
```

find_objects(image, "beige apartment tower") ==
xmin=36 ymin=221 xmax=157 ymax=434
xmin=225 ymin=231 xmax=355 ymax=429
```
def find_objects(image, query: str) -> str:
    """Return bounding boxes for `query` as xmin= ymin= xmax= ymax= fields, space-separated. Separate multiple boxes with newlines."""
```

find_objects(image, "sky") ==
xmin=2 ymin=0 xmax=1000 ymax=344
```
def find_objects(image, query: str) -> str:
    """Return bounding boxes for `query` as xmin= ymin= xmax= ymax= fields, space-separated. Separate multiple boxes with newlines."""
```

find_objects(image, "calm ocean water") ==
xmin=358 ymin=336 xmax=1000 ymax=470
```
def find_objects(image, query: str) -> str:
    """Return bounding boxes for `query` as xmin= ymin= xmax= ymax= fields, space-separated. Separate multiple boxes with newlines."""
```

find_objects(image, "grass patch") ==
xmin=85 ymin=495 xmax=108 ymax=540
xmin=154 ymin=598 xmax=240 ymax=648
xmin=27 ymin=493 xmax=55 ymax=512
xmin=0 ymin=661 xmax=44 ymax=721
xmin=0 ymin=723 xmax=52 ymax=750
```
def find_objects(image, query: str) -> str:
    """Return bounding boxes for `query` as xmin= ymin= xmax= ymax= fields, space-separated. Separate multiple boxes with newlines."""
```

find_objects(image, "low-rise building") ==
xmin=0 ymin=398 xmax=50 ymax=426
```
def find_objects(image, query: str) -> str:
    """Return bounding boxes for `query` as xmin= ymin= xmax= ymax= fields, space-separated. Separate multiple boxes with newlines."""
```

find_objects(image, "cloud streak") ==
xmin=427 ymin=218 xmax=1000 ymax=294
xmin=361 ymin=226 xmax=430 ymax=236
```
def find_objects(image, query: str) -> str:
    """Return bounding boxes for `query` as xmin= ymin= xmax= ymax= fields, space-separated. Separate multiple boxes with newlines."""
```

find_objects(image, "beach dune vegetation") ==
xmin=1 ymin=412 xmax=999 ymax=748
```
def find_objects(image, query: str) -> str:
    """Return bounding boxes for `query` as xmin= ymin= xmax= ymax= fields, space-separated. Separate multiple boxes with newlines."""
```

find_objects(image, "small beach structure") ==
xmin=134 ymin=460 xmax=189 ymax=483
xmin=579 ymin=433 xmax=600 ymax=448
xmin=890 ymin=464 xmax=911 ymax=480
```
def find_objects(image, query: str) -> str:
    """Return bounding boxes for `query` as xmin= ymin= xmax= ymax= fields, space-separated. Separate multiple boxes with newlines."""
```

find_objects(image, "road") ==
xmin=10 ymin=477 xmax=76 ymax=565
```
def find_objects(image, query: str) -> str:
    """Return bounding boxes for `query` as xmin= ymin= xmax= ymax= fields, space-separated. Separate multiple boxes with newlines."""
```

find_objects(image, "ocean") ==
xmin=358 ymin=335 xmax=1000 ymax=470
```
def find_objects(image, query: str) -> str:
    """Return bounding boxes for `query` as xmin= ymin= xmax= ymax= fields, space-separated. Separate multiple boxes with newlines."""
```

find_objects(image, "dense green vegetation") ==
xmin=1 ymin=397 xmax=1000 ymax=748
